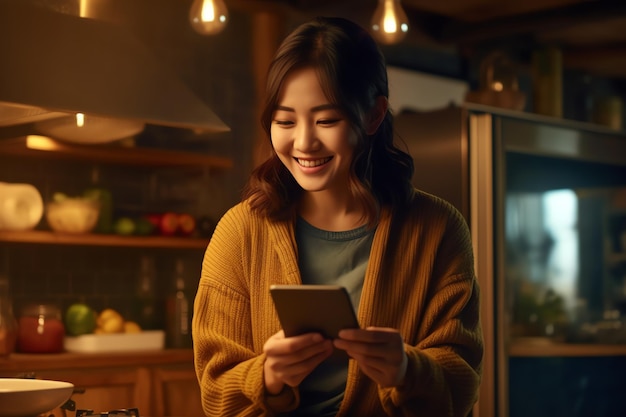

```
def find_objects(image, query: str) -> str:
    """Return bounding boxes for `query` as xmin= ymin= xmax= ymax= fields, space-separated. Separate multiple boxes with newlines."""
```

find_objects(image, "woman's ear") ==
xmin=366 ymin=96 xmax=389 ymax=135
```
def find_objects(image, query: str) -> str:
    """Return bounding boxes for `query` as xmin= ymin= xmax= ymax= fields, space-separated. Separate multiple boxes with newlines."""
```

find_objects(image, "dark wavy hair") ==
xmin=242 ymin=16 xmax=414 ymax=227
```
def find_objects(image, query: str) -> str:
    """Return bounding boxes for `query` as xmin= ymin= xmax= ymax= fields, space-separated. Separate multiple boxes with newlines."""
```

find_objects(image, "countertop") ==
xmin=0 ymin=349 xmax=194 ymax=374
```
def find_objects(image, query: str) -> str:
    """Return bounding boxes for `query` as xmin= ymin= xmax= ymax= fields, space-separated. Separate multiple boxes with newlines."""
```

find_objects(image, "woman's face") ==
xmin=271 ymin=67 xmax=357 ymax=196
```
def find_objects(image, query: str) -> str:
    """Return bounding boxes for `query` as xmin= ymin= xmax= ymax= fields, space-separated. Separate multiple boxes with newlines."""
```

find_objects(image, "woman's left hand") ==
xmin=333 ymin=326 xmax=408 ymax=387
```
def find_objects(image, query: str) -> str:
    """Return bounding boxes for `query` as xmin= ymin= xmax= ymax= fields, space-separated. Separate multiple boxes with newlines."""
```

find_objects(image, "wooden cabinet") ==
xmin=152 ymin=365 xmax=203 ymax=417
xmin=38 ymin=367 xmax=152 ymax=414
xmin=0 ymin=350 xmax=204 ymax=417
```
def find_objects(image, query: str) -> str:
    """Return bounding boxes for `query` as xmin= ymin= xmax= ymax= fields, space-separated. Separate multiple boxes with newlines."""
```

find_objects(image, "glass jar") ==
xmin=0 ymin=279 xmax=18 ymax=356
xmin=17 ymin=303 xmax=65 ymax=353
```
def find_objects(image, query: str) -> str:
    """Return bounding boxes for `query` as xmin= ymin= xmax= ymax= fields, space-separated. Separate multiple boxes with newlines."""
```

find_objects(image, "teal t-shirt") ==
xmin=294 ymin=216 xmax=375 ymax=416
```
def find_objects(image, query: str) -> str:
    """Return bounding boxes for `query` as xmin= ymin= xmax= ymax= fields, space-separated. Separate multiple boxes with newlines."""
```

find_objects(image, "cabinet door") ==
xmin=152 ymin=365 xmax=203 ymax=417
xmin=37 ymin=367 xmax=151 ymax=415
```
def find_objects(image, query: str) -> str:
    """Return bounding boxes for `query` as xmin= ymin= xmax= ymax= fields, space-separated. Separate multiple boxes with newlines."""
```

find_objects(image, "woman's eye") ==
xmin=317 ymin=119 xmax=340 ymax=126
xmin=274 ymin=120 xmax=294 ymax=126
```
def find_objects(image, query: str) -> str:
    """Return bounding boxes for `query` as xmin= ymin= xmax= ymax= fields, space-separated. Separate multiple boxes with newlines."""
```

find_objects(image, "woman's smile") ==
xmin=295 ymin=156 xmax=333 ymax=168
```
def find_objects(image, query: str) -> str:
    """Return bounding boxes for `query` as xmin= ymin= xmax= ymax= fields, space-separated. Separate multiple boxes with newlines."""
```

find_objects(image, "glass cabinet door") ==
xmin=497 ymin=117 xmax=626 ymax=417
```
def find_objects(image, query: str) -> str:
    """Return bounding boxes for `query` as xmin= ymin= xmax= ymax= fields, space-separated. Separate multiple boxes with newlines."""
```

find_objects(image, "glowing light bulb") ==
xmin=371 ymin=0 xmax=409 ymax=45
xmin=76 ymin=113 xmax=85 ymax=127
xmin=189 ymin=0 xmax=229 ymax=35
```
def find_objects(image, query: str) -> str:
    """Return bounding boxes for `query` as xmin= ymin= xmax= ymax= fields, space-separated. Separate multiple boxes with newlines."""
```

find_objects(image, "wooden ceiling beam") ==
xmin=432 ymin=1 xmax=626 ymax=44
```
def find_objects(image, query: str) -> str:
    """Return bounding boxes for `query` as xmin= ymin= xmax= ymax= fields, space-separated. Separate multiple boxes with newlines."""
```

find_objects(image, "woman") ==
xmin=193 ymin=16 xmax=483 ymax=417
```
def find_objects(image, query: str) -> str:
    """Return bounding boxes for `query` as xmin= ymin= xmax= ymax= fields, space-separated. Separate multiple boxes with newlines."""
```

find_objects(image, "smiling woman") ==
xmin=192 ymin=16 xmax=482 ymax=417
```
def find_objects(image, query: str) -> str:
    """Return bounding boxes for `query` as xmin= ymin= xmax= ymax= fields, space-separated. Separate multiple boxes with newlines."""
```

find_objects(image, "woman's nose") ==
xmin=294 ymin=123 xmax=318 ymax=151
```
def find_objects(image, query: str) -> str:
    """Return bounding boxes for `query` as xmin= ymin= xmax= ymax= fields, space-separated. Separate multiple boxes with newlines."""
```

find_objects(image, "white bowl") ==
xmin=46 ymin=198 xmax=100 ymax=233
xmin=0 ymin=378 xmax=74 ymax=417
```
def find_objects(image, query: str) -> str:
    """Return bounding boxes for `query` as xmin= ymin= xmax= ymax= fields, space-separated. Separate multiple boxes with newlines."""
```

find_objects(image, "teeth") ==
xmin=297 ymin=157 xmax=331 ymax=167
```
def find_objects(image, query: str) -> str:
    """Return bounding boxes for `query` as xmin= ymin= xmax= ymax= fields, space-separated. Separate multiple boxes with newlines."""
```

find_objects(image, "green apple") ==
xmin=65 ymin=303 xmax=97 ymax=336
xmin=114 ymin=217 xmax=135 ymax=235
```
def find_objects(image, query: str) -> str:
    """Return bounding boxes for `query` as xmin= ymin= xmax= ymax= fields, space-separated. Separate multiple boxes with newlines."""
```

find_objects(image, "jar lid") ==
xmin=20 ymin=303 xmax=62 ymax=318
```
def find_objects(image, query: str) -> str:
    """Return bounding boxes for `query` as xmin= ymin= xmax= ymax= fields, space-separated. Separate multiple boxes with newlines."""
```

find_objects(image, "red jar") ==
xmin=17 ymin=304 xmax=65 ymax=353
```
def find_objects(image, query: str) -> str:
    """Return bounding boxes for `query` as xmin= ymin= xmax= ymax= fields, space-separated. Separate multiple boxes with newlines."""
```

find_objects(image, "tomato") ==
xmin=159 ymin=212 xmax=179 ymax=236
xmin=177 ymin=213 xmax=196 ymax=236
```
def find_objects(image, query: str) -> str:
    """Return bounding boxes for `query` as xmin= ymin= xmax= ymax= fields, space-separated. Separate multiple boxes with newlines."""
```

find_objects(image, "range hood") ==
xmin=0 ymin=2 xmax=230 ymax=142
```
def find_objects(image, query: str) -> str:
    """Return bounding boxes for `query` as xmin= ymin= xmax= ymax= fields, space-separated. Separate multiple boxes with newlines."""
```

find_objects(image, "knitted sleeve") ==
xmin=378 ymin=196 xmax=483 ymax=417
xmin=192 ymin=204 xmax=298 ymax=416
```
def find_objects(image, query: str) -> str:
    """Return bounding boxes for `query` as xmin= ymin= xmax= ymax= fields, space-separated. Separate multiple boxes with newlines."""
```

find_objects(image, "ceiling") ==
xmin=401 ymin=0 xmax=626 ymax=80
xmin=233 ymin=0 xmax=626 ymax=81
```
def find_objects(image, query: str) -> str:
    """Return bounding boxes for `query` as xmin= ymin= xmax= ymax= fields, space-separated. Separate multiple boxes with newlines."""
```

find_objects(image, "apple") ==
xmin=177 ymin=213 xmax=196 ymax=236
xmin=145 ymin=213 xmax=162 ymax=229
xmin=135 ymin=216 xmax=155 ymax=236
xmin=159 ymin=212 xmax=179 ymax=236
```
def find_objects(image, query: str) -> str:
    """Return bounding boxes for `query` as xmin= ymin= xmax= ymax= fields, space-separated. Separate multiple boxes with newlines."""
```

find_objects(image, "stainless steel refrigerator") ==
xmin=395 ymin=104 xmax=626 ymax=417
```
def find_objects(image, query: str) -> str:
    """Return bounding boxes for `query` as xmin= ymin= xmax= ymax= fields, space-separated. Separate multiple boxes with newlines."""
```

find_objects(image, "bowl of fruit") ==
xmin=46 ymin=193 xmax=100 ymax=233
xmin=63 ymin=303 xmax=165 ymax=353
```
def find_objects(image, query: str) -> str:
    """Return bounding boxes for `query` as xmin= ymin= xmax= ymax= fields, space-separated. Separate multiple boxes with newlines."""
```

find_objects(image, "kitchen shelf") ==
xmin=0 ymin=349 xmax=194 ymax=373
xmin=509 ymin=340 xmax=626 ymax=357
xmin=0 ymin=229 xmax=209 ymax=249
xmin=0 ymin=135 xmax=233 ymax=169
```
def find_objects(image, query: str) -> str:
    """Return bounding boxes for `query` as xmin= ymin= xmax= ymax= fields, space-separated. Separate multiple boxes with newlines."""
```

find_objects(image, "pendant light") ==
xmin=189 ymin=0 xmax=228 ymax=35
xmin=371 ymin=0 xmax=409 ymax=45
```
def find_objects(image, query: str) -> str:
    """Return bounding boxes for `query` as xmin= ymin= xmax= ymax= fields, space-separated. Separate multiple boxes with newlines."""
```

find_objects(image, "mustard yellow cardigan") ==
xmin=193 ymin=189 xmax=483 ymax=416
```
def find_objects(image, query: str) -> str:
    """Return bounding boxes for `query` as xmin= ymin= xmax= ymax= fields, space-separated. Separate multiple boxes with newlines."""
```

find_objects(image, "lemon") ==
xmin=65 ymin=303 xmax=97 ymax=336
xmin=124 ymin=321 xmax=142 ymax=333
xmin=97 ymin=308 xmax=125 ymax=333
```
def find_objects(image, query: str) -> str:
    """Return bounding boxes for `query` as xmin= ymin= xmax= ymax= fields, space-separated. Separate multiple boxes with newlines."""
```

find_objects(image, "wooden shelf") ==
xmin=0 ymin=349 xmax=194 ymax=373
xmin=0 ymin=135 xmax=233 ymax=169
xmin=509 ymin=340 xmax=626 ymax=357
xmin=0 ymin=229 xmax=209 ymax=249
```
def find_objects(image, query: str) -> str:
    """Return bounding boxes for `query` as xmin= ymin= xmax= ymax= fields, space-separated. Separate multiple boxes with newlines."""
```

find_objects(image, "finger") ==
xmin=266 ymin=341 xmax=333 ymax=386
xmin=264 ymin=332 xmax=326 ymax=356
xmin=348 ymin=352 xmax=408 ymax=387
xmin=338 ymin=327 xmax=397 ymax=342
xmin=281 ymin=348 xmax=333 ymax=386
xmin=334 ymin=336 xmax=401 ymax=357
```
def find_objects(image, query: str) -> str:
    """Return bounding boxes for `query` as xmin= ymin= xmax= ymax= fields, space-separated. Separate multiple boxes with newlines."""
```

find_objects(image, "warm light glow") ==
xmin=491 ymin=81 xmax=504 ymax=92
xmin=189 ymin=0 xmax=228 ymax=35
xmin=75 ymin=113 xmax=85 ymax=127
xmin=383 ymin=6 xmax=397 ymax=33
xmin=371 ymin=0 xmax=409 ymax=45
xmin=25 ymin=135 xmax=62 ymax=151
xmin=79 ymin=0 xmax=89 ymax=17
xmin=202 ymin=1 xmax=216 ymax=22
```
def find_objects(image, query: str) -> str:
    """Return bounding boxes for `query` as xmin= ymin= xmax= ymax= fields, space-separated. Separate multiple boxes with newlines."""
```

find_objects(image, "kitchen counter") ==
xmin=0 ymin=348 xmax=193 ymax=373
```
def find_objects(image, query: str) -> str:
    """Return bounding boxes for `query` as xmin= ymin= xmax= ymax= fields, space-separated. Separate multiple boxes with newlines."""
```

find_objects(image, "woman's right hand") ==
xmin=263 ymin=330 xmax=333 ymax=394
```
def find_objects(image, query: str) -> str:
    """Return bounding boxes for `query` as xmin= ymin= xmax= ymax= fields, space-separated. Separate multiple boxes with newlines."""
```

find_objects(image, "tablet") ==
xmin=269 ymin=284 xmax=359 ymax=339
